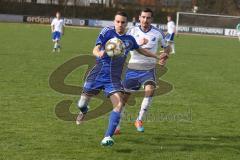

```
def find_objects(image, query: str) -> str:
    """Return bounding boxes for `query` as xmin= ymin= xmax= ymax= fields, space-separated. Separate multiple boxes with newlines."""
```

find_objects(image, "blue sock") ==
xmin=105 ymin=111 xmax=121 ymax=137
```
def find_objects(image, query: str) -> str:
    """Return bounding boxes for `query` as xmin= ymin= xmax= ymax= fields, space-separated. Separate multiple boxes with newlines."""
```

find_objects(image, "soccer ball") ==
xmin=105 ymin=37 xmax=125 ymax=57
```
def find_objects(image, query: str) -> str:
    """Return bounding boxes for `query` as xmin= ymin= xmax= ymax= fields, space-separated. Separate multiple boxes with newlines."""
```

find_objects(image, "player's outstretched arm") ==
xmin=136 ymin=48 xmax=160 ymax=60
xmin=93 ymin=45 xmax=105 ymax=58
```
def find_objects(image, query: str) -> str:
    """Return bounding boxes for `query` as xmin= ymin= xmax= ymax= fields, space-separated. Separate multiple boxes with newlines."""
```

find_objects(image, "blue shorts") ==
xmin=123 ymin=68 xmax=156 ymax=92
xmin=83 ymin=81 xmax=124 ymax=97
xmin=165 ymin=33 xmax=175 ymax=42
xmin=52 ymin=31 xmax=61 ymax=41
xmin=83 ymin=65 xmax=124 ymax=97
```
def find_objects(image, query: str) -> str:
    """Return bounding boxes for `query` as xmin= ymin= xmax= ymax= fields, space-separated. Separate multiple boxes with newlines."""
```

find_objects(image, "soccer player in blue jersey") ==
xmin=76 ymin=11 xmax=167 ymax=146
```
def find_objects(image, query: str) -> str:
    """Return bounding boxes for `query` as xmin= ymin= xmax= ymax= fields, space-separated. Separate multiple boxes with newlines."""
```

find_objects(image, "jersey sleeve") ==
xmin=158 ymin=30 xmax=168 ymax=48
xmin=95 ymin=27 xmax=111 ymax=46
xmin=130 ymin=36 xmax=139 ymax=50
xmin=160 ymin=39 xmax=168 ymax=48
xmin=127 ymin=27 xmax=140 ymax=49
xmin=51 ymin=18 xmax=55 ymax=26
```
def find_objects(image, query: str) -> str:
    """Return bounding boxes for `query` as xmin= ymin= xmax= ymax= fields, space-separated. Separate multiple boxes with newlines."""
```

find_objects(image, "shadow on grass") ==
xmin=123 ymin=134 xmax=240 ymax=152
xmin=114 ymin=148 xmax=133 ymax=153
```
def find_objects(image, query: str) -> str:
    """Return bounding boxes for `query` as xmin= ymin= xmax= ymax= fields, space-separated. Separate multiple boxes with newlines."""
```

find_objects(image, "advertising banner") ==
xmin=224 ymin=29 xmax=238 ymax=37
xmin=0 ymin=14 xmax=23 ymax=23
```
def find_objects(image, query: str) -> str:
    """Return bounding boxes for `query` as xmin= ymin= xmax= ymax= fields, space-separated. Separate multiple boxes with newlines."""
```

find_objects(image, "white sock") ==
xmin=116 ymin=107 xmax=125 ymax=129
xmin=54 ymin=42 xmax=58 ymax=49
xmin=137 ymin=97 xmax=153 ymax=121
xmin=171 ymin=43 xmax=175 ymax=53
xmin=77 ymin=95 xmax=91 ymax=110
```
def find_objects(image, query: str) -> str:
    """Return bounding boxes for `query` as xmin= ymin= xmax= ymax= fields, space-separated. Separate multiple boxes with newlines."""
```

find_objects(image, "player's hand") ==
xmin=139 ymin=38 xmax=149 ymax=46
xmin=97 ymin=50 xmax=105 ymax=58
xmin=158 ymin=52 xmax=169 ymax=66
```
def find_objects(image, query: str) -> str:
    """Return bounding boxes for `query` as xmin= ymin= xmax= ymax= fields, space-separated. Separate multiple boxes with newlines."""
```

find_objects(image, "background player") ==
xmin=114 ymin=8 xmax=170 ymax=134
xmin=51 ymin=11 xmax=65 ymax=52
xmin=236 ymin=22 xmax=240 ymax=41
xmin=75 ymin=11 xmax=168 ymax=146
xmin=166 ymin=15 xmax=176 ymax=54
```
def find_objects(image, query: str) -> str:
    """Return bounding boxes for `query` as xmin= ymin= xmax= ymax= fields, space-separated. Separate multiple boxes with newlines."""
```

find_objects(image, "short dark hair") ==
xmin=115 ymin=11 xmax=128 ymax=20
xmin=140 ymin=8 xmax=154 ymax=17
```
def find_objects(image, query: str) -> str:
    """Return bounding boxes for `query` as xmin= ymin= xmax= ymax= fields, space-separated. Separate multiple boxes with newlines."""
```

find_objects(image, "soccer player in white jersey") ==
xmin=51 ymin=12 xmax=65 ymax=52
xmin=114 ymin=8 xmax=170 ymax=134
xmin=166 ymin=15 xmax=176 ymax=54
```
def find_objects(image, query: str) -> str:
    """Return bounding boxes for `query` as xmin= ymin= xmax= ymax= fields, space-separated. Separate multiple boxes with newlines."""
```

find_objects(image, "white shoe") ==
xmin=76 ymin=112 xmax=86 ymax=125
xmin=171 ymin=51 xmax=175 ymax=54
xmin=101 ymin=136 xmax=114 ymax=146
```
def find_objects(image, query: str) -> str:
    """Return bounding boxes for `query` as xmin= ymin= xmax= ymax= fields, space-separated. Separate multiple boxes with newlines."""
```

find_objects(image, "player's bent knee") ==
xmin=144 ymin=86 xmax=155 ymax=97
xmin=144 ymin=83 xmax=155 ymax=92
xmin=113 ymin=101 xmax=124 ymax=112
xmin=145 ymin=91 xmax=154 ymax=97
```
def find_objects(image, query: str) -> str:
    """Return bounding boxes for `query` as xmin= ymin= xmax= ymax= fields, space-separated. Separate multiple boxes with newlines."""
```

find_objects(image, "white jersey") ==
xmin=127 ymin=25 xmax=167 ymax=70
xmin=167 ymin=21 xmax=175 ymax=34
xmin=51 ymin=18 xmax=65 ymax=33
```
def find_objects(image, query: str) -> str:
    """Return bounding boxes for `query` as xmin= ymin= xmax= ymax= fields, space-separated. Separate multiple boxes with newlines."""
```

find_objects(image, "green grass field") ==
xmin=0 ymin=22 xmax=240 ymax=160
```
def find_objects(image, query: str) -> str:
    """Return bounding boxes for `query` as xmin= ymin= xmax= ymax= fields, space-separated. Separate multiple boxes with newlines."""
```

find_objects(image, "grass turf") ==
xmin=0 ymin=23 xmax=240 ymax=160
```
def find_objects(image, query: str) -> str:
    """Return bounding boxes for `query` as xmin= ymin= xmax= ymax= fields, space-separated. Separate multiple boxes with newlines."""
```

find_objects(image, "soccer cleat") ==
xmin=101 ymin=136 xmax=114 ymax=146
xmin=135 ymin=120 xmax=144 ymax=132
xmin=114 ymin=127 xmax=121 ymax=135
xmin=52 ymin=48 xmax=56 ymax=52
xmin=76 ymin=112 xmax=86 ymax=125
